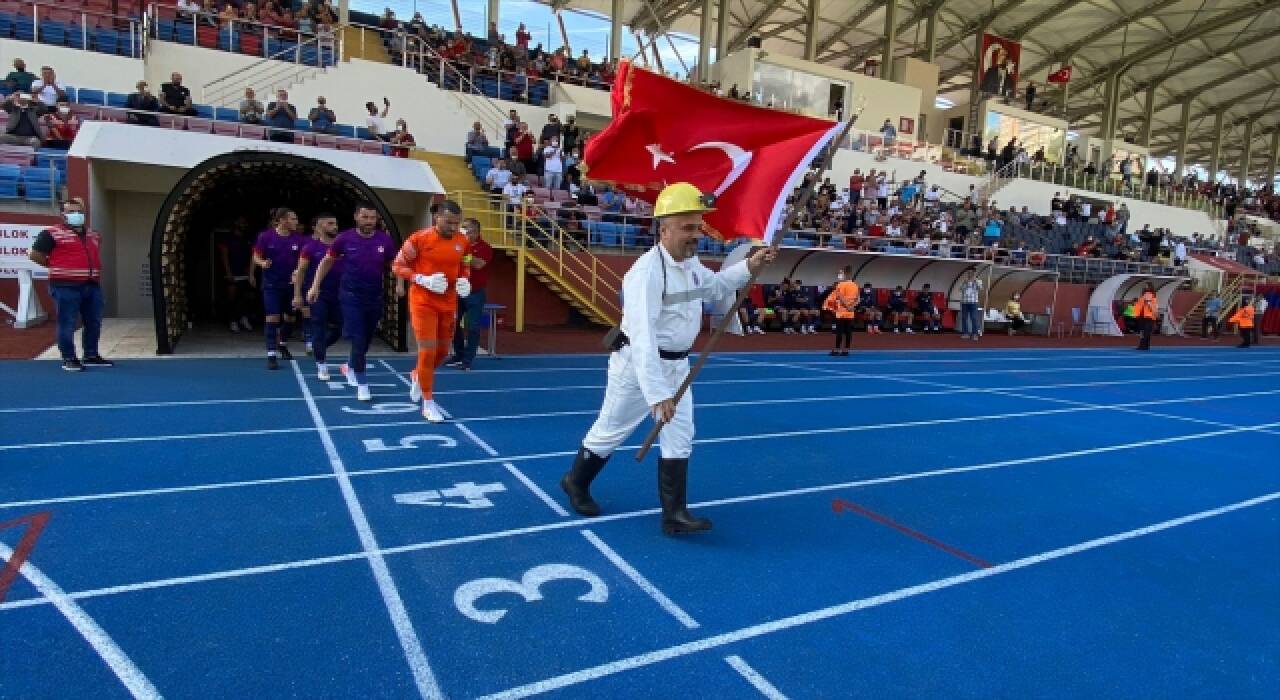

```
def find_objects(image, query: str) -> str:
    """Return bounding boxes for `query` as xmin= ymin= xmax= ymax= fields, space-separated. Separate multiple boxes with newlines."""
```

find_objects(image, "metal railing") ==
xmin=199 ymin=30 xmax=340 ymax=106
xmin=449 ymin=189 xmax=624 ymax=329
xmin=987 ymin=161 xmax=1225 ymax=219
xmin=150 ymin=5 xmax=338 ymax=69
xmin=6 ymin=0 xmax=143 ymax=58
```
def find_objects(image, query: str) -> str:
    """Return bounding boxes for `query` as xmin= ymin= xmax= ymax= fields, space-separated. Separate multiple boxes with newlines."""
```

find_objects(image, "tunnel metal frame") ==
xmin=149 ymin=151 xmax=408 ymax=355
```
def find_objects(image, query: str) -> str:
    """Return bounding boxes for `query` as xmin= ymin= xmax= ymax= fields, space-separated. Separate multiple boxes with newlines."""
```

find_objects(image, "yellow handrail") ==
xmin=450 ymin=189 xmax=624 ymax=328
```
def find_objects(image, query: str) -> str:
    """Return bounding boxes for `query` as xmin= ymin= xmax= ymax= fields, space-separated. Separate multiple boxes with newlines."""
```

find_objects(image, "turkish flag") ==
xmin=583 ymin=60 xmax=843 ymax=242
xmin=1047 ymin=65 xmax=1072 ymax=84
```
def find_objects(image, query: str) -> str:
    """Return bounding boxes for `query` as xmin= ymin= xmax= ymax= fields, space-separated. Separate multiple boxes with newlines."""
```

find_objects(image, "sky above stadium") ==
xmin=352 ymin=0 xmax=702 ymax=76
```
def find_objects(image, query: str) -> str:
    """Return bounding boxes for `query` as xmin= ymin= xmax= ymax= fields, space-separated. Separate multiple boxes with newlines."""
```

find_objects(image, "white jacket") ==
xmin=619 ymin=245 xmax=750 ymax=405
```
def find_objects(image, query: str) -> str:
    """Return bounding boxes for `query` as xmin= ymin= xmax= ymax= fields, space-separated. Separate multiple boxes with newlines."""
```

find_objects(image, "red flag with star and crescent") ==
xmin=583 ymin=60 xmax=844 ymax=243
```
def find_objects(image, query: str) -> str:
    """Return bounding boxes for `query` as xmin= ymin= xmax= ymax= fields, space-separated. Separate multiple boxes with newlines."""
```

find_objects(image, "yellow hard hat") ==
xmin=653 ymin=182 xmax=716 ymax=218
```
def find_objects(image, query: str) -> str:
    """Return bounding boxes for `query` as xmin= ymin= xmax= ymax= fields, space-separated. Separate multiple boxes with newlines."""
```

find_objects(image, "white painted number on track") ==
xmin=363 ymin=434 xmax=459 ymax=452
xmin=341 ymin=402 xmax=418 ymax=415
xmin=394 ymin=482 xmax=508 ymax=509
xmin=454 ymin=564 xmax=609 ymax=624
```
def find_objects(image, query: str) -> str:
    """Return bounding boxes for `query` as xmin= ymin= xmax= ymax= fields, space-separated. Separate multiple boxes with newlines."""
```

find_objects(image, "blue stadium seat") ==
xmin=215 ymin=106 xmax=239 ymax=122
xmin=39 ymin=20 xmax=66 ymax=47
xmin=174 ymin=23 xmax=194 ymax=45
xmin=156 ymin=19 xmax=175 ymax=42
xmin=294 ymin=119 xmax=310 ymax=131
xmin=335 ymin=124 xmax=356 ymax=138
xmin=472 ymin=156 xmax=491 ymax=170
xmin=194 ymin=104 xmax=215 ymax=119
xmin=356 ymin=127 xmax=372 ymax=140
xmin=14 ymin=15 xmax=34 ymax=42
xmin=0 ymin=179 xmax=18 ymax=199
xmin=218 ymin=29 xmax=238 ymax=52
xmin=94 ymin=28 xmax=119 ymax=55
xmin=106 ymin=92 xmax=129 ymax=108
xmin=23 ymin=167 xmax=56 ymax=203
xmin=0 ymin=14 xmax=13 ymax=38
xmin=77 ymin=89 xmax=105 ymax=106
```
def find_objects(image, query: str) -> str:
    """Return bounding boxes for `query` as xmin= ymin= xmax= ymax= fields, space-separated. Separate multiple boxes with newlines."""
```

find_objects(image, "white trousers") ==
xmin=582 ymin=346 xmax=695 ymax=459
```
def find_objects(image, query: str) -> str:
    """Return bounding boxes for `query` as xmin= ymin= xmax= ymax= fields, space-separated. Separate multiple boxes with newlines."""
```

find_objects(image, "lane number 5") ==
xmin=453 ymin=564 xmax=609 ymax=624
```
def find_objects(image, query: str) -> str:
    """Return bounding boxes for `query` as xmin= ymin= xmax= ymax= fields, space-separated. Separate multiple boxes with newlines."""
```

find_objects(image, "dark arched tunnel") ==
xmin=150 ymin=152 xmax=407 ymax=354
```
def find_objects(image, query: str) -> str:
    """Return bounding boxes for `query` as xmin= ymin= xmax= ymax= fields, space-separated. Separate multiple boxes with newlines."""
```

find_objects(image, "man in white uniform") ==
xmin=560 ymin=182 xmax=775 ymax=536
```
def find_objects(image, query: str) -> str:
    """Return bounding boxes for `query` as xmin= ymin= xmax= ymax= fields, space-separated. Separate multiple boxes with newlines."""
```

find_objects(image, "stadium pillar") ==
xmin=1208 ymin=112 xmax=1225 ymax=182
xmin=716 ymin=0 xmax=729 ymax=62
xmin=881 ymin=0 xmax=898 ymax=82
xmin=1141 ymin=85 xmax=1157 ymax=148
xmin=488 ymin=0 xmax=500 ymax=30
xmin=1239 ymin=120 xmax=1254 ymax=187
xmin=1268 ymin=129 xmax=1279 ymax=190
xmin=610 ymin=0 xmax=624 ymax=62
xmin=1174 ymin=97 xmax=1191 ymax=178
xmin=924 ymin=4 xmax=939 ymax=64
xmin=804 ymin=0 xmax=820 ymax=61
xmin=1099 ymin=74 xmax=1118 ymax=162
xmin=338 ymin=0 xmax=348 ymax=25
xmin=699 ymin=0 xmax=714 ymax=81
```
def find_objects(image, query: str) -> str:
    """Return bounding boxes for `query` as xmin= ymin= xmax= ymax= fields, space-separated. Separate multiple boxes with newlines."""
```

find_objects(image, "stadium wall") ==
xmin=829 ymin=149 xmax=982 ymax=196
xmin=0 ymin=38 xmax=144 ymax=94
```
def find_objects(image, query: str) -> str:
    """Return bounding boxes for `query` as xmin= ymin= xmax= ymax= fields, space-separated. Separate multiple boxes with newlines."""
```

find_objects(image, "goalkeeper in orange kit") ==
xmin=391 ymin=200 xmax=471 ymax=422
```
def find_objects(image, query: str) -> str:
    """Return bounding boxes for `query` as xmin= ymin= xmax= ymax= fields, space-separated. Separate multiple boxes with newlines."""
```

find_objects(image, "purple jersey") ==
xmin=253 ymin=229 xmax=310 ymax=289
xmin=328 ymin=228 xmax=396 ymax=302
xmin=300 ymin=237 xmax=341 ymax=297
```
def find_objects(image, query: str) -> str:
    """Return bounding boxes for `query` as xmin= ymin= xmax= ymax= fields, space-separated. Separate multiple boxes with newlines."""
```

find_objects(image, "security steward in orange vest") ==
xmin=1134 ymin=284 xmax=1158 ymax=351
xmin=28 ymin=197 xmax=114 ymax=371
xmin=1229 ymin=298 xmax=1255 ymax=348
xmin=825 ymin=265 xmax=859 ymax=356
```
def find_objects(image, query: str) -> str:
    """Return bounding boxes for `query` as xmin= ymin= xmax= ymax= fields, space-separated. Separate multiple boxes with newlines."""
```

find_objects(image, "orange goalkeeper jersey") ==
xmin=392 ymin=227 xmax=471 ymax=312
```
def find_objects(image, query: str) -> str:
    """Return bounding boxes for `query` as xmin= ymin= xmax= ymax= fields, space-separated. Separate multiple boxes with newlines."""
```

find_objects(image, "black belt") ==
xmin=609 ymin=330 xmax=689 ymax=360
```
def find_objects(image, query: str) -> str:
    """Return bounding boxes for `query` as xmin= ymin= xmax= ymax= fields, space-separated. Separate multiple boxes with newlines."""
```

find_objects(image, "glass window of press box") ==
xmin=983 ymin=110 xmax=1066 ymax=163
xmin=752 ymin=62 xmax=847 ymax=118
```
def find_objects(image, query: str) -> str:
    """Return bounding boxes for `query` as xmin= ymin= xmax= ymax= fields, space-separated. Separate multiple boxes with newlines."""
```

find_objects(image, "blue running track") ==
xmin=1 ymin=347 xmax=1279 ymax=698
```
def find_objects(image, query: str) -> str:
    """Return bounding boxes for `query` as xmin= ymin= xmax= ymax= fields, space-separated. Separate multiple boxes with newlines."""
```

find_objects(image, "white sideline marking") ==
xmin=6 ymin=363 xmax=1280 ymax=452
xmin=478 ymin=491 xmax=1280 ymax=699
xmin=4 ymin=388 xmax=1280 ymax=512
xmin=290 ymin=362 xmax=444 ymax=700
xmin=0 ymin=541 xmax=162 ymax=699
xmin=724 ymin=655 xmax=790 ymax=700
xmin=580 ymin=530 xmax=700 ymax=630
xmin=4 ymin=419 xmax=1278 ymax=615
xmin=455 ymin=418 xmax=570 ymax=518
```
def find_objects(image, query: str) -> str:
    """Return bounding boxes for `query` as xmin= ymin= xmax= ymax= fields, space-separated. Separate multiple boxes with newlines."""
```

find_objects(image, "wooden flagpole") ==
xmin=634 ymin=107 xmax=864 ymax=461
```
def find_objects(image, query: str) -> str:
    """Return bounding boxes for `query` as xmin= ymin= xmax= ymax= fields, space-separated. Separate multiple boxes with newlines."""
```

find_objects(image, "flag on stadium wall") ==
xmin=1047 ymin=65 xmax=1073 ymax=84
xmin=582 ymin=60 xmax=844 ymax=243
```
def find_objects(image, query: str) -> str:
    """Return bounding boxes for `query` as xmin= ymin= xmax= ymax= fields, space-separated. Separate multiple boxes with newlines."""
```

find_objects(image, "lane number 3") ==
xmin=453 ymin=564 xmax=609 ymax=624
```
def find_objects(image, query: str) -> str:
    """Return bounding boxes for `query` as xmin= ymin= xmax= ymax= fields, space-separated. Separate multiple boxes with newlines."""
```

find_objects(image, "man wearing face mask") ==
xmin=28 ymin=198 xmax=113 ymax=371
xmin=560 ymin=182 xmax=775 ymax=536
xmin=1 ymin=91 xmax=43 ymax=147
xmin=41 ymin=98 xmax=79 ymax=148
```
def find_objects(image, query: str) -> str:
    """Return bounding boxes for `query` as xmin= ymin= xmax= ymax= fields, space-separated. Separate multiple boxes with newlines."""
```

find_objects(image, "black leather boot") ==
xmin=658 ymin=458 xmax=712 ymax=536
xmin=560 ymin=446 xmax=609 ymax=516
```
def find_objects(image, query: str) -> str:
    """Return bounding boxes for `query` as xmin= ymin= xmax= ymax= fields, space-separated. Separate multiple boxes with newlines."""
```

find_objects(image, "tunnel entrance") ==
xmin=150 ymin=152 xmax=407 ymax=354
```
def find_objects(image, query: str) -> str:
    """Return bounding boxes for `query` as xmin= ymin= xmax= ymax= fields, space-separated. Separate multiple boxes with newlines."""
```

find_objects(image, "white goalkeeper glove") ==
xmin=414 ymin=272 xmax=448 ymax=294
xmin=455 ymin=277 xmax=471 ymax=299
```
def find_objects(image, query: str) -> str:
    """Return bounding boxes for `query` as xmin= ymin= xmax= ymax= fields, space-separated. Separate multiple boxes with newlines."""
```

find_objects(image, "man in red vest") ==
xmin=28 ymin=197 xmax=113 ymax=371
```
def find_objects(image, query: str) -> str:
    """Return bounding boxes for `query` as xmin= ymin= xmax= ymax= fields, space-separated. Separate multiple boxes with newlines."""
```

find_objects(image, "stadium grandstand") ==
xmin=1 ymin=1 xmax=1278 ymax=697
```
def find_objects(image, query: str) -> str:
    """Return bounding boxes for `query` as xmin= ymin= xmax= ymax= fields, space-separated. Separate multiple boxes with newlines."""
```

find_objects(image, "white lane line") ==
xmin=290 ymin=362 xmax=444 ymax=700
xmin=580 ymin=530 xmax=700 ymax=630
xmin=724 ymin=655 xmax=790 ymax=700
xmin=478 ymin=491 xmax=1280 ymax=699
xmin=9 ymin=364 xmax=1280 ymax=453
xmin=6 ymin=388 xmax=1280 ymax=512
xmin=5 ymin=419 xmax=1278 ymax=615
xmin=382 ymin=364 xmax=778 ymax=693
xmin=0 ymin=540 xmax=162 ymax=699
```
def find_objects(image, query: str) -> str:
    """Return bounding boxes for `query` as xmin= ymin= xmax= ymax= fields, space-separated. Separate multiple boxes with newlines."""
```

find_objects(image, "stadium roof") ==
xmin=553 ymin=0 xmax=1280 ymax=180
